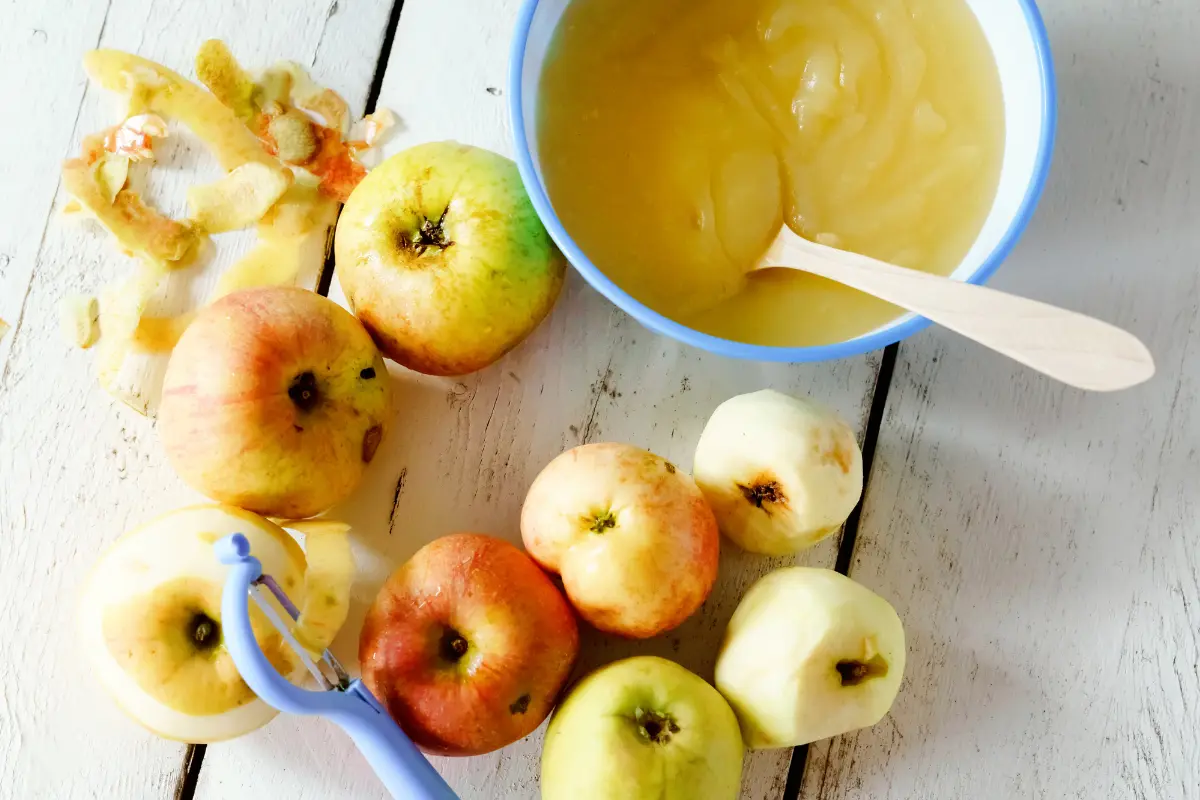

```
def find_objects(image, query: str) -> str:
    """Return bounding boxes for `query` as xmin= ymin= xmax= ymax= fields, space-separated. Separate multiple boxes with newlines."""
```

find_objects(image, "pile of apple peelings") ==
xmin=60 ymin=41 xmax=394 ymax=415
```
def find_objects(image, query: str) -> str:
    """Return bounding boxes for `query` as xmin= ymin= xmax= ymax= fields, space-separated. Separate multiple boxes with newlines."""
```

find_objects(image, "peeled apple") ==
xmin=77 ymin=505 xmax=350 ymax=742
xmin=692 ymin=389 xmax=863 ymax=555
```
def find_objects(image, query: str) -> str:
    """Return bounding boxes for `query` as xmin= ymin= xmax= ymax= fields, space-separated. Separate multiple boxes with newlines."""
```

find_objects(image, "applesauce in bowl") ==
xmin=509 ymin=0 xmax=1056 ymax=361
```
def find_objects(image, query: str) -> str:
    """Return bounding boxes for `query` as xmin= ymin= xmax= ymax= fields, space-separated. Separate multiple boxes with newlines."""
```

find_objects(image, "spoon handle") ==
xmin=761 ymin=235 xmax=1155 ymax=392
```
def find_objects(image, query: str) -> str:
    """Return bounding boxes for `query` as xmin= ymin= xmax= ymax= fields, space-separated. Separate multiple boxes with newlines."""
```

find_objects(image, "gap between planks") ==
xmin=171 ymin=0 xmax=407 ymax=797
xmin=783 ymin=343 xmax=899 ymax=800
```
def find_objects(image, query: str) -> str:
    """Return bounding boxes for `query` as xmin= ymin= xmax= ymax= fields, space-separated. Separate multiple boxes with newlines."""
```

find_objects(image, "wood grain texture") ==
xmin=0 ymin=1 xmax=392 ymax=796
xmin=192 ymin=0 xmax=883 ymax=796
xmin=803 ymin=1 xmax=1200 ymax=797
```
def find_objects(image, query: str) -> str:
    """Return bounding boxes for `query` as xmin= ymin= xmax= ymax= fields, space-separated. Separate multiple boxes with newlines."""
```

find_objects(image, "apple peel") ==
xmin=348 ymin=109 xmax=396 ymax=151
xmin=106 ymin=114 xmax=168 ymax=161
xmin=195 ymin=39 xmax=258 ymax=126
xmin=84 ymin=49 xmax=275 ymax=171
xmin=285 ymin=520 xmax=354 ymax=654
xmin=62 ymin=158 xmax=204 ymax=270
xmin=60 ymin=294 xmax=100 ymax=348
xmin=187 ymin=162 xmax=293 ymax=233
xmin=263 ymin=61 xmax=351 ymax=135
xmin=96 ymin=268 xmax=162 ymax=411
xmin=132 ymin=312 xmax=195 ymax=353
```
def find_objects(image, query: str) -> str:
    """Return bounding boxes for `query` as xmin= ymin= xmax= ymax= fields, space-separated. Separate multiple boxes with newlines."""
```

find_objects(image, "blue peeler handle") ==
xmin=216 ymin=533 xmax=458 ymax=800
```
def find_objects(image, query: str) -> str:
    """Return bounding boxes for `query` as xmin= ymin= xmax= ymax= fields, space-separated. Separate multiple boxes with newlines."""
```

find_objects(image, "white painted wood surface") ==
xmin=193 ymin=1 xmax=881 ymax=797
xmin=6 ymin=0 xmax=1197 ymax=798
xmin=0 ymin=1 xmax=392 ymax=796
xmin=803 ymin=1 xmax=1200 ymax=797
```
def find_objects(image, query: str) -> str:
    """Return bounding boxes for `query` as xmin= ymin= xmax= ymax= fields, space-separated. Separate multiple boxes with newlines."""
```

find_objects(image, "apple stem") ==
xmin=404 ymin=206 xmax=454 ymax=255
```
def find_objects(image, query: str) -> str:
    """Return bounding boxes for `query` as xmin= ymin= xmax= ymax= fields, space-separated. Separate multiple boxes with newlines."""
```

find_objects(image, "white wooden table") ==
xmin=2 ymin=0 xmax=1197 ymax=797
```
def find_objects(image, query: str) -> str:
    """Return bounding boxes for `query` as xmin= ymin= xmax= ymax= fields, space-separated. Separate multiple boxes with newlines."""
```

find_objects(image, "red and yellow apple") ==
xmin=159 ymin=286 xmax=391 ymax=519
xmin=358 ymin=533 xmax=579 ymax=756
xmin=334 ymin=141 xmax=566 ymax=376
xmin=521 ymin=443 xmax=720 ymax=638
xmin=77 ymin=505 xmax=309 ymax=742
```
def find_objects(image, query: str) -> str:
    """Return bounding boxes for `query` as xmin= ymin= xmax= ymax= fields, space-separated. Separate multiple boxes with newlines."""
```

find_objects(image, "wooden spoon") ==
xmin=755 ymin=227 xmax=1155 ymax=392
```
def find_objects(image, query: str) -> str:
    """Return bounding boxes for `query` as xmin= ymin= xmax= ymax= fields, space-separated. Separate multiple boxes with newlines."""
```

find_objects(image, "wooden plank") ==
xmin=0 ymin=1 xmax=393 ymax=796
xmin=803 ymin=1 xmax=1200 ymax=797
xmin=193 ymin=0 xmax=884 ymax=797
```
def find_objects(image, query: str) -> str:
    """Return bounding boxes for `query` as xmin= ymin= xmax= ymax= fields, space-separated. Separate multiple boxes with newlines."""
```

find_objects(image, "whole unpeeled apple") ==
xmin=714 ymin=567 xmax=906 ymax=748
xmin=541 ymin=656 xmax=744 ymax=800
xmin=693 ymin=389 xmax=863 ymax=555
xmin=521 ymin=443 xmax=720 ymax=638
xmin=359 ymin=533 xmax=579 ymax=756
xmin=334 ymin=141 xmax=566 ymax=376
xmin=159 ymin=286 xmax=391 ymax=519
xmin=77 ymin=505 xmax=308 ymax=742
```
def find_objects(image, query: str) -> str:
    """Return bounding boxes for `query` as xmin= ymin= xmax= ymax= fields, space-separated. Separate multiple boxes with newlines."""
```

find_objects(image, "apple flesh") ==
xmin=541 ymin=656 xmax=744 ymax=799
xmin=693 ymin=390 xmax=863 ymax=555
xmin=159 ymin=286 xmax=391 ymax=519
xmin=521 ymin=443 xmax=720 ymax=638
xmin=334 ymin=140 xmax=566 ymax=376
xmin=714 ymin=567 xmax=906 ymax=748
xmin=77 ymin=505 xmax=309 ymax=742
xmin=358 ymin=533 xmax=579 ymax=756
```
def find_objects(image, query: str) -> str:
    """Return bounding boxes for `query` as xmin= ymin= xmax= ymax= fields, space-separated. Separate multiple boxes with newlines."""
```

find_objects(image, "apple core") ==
xmin=737 ymin=478 xmax=786 ymax=510
xmin=190 ymin=612 xmax=220 ymax=652
xmin=836 ymin=655 xmax=889 ymax=687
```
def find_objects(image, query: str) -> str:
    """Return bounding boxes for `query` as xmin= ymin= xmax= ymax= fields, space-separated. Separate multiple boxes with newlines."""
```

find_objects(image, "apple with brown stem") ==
xmin=159 ymin=286 xmax=391 ymax=519
xmin=359 ymin=533 xmax=579 ymax=756
xmin=521 ymin=443 xmax=720 ymax=638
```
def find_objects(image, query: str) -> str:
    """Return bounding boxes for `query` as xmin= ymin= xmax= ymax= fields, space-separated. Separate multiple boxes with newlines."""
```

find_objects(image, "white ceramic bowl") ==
xmin=509 ymin=0 xmax=1057 ymax=362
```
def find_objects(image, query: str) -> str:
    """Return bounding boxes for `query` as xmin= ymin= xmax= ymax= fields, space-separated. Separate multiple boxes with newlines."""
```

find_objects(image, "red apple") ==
xmin=521 ymin=443 xmax=720 ymax=638
xmin=159 ymin=286 xmax=391 ymax=519
xmin=359 ymin=533 xmax=579 ymax=756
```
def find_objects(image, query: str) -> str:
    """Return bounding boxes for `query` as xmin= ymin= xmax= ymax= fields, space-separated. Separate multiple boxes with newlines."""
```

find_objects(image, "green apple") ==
xmin=77 ymin=505 xmax=309 ymax=742
xmin=714 ymin=567 xmax=905 ymax=748
xmin=541 ymin=656 xmax=744 ymax=799
xmin=334 ymin=141 xmax=566 ymax=376
xmin=693 ymin=390 xmax=863 ymax=555
xmin=159 ymin=286 xmax=391 ymax=520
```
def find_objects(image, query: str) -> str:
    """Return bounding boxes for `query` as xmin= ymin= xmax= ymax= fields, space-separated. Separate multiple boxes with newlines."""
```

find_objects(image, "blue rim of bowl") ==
xmin=508 ymin=0 xmax=1059 ymax=363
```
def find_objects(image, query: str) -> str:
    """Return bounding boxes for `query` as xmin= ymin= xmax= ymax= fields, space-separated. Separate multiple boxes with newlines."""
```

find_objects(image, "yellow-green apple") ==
xmin=714 ymin=567 xmax=906 ymax=748
xmin=77 ymin=505 xmax=308 ymax=742
xmin=541 ymin=656 xmax=744 ymax=799
xmin=334 ymin=141 xmax=566 ymax=376
xmin=159 ymin=286 xmax=391 ymax=519
xmin=693 ymin=390 xmax=863 ymax=555
xmin=521 ymin=443 xmax=719 ymax=638
xmin=358 ymin=533 xmax=579 ymax=756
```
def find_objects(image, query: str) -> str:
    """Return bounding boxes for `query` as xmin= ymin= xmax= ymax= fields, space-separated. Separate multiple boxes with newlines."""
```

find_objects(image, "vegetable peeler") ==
xmin=215 ymin=533 xmax=458 ymax=800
